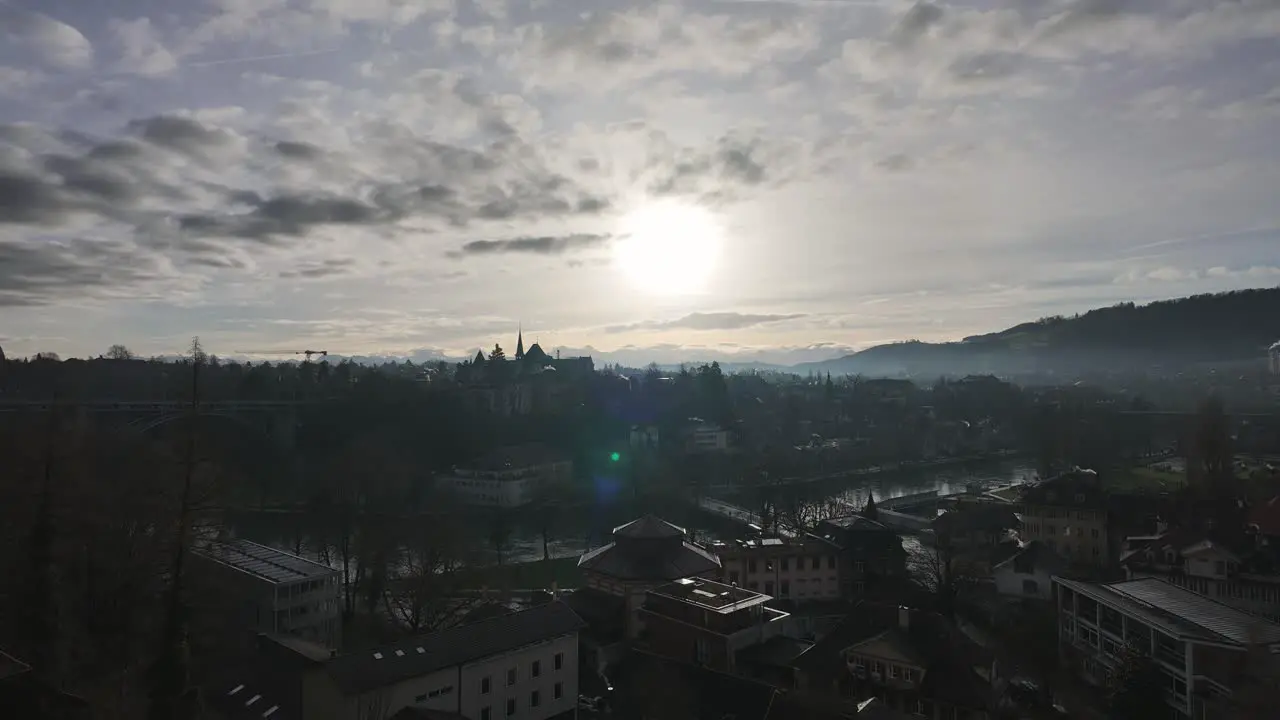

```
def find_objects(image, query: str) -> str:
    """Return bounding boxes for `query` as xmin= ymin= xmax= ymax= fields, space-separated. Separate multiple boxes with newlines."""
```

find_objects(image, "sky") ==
xmin=1 ymin=0 xmax=1279 ymax=365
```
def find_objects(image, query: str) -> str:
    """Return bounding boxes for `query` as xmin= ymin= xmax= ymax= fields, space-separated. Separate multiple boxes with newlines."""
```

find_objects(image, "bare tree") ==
xmin=382 ymin=500 xmax=476 ymax=633
xmin=908 ymin=527 xmax=978 ymax=619
xmin=106 ymin=344 xmax=136 ymax=360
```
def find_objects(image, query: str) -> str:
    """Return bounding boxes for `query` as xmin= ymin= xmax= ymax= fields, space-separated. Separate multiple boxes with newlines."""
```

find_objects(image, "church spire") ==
xmin=515 ymin=324 xmax=525 ymax=359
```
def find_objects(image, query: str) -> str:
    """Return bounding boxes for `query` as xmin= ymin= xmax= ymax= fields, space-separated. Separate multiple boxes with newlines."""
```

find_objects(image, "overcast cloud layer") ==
xmin=2 ymin=0 xmax=1279 ymax=364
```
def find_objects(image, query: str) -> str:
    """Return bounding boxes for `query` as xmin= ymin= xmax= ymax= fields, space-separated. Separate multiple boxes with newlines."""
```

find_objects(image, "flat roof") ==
xmin=1055 ymin=576 xmax=1280 ymax=646
xmin=650 ymin=577 xmax=771 ymax=613
xmin=194 ymin=539 xmax=336 ymax=585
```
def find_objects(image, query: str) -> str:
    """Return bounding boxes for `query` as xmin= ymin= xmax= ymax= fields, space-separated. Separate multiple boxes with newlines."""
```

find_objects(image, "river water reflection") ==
xmin=224 ymin=458 xmax=1035 ymax=569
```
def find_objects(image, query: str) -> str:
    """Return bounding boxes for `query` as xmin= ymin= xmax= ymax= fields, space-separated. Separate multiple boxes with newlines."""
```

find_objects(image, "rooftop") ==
xmin=1020 ymin=468 xmax=1107 ymax=509
xmin=193 ymin=539 xmax=336 ymax=585
xmin=1055 ymin=576 xmax=1280 ymax=646
xmin=649 ymin=577 xmax=771 ymax=613
xmin=325 ymin=600 xmax=584 ymax=695
xmin=579 ymin=515 xmax=721 ymax=581
xmin=993 ymin=540 xmax=1069 ymax=575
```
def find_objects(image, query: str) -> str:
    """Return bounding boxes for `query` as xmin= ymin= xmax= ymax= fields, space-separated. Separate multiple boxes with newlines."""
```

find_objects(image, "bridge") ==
xmin=0 ymin=399 xmax=306 ymax=449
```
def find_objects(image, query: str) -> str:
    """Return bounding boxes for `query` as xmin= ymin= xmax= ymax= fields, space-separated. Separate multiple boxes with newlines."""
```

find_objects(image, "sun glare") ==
xmin=614 ymin=201 xmax=724 ymax=295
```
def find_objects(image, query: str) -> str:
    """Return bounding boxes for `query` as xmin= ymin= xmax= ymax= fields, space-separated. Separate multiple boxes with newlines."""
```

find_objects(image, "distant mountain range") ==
xmin=794 ymin=287 xmax=1280 ymax=378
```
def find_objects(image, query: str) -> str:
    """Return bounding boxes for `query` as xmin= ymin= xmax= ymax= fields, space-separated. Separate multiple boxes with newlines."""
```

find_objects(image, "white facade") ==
xmin=354 ymin=633 xmax=580 ymax=720
xmin=717 ymin=544 xmax=842 ymax=601
xmin=993 ymin=560 xmax=1054 ymax=600
xmin=436 ymin=459 xmax=572 ymax=508
xmin=689 ymin=424 xmax=730 ymax=453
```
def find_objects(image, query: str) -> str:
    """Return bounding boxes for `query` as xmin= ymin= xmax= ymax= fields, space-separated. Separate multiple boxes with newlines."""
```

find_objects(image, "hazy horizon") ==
xmin=3 ymin=0 xmax=1280 ymax=361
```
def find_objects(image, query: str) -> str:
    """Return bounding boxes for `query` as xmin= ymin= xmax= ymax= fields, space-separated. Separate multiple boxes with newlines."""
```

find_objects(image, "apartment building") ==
xmin=1018 ymin=469 xmax=1110 ymax=569
xmin=791 ymin=603 xmax=998 ymax=720
xmin=1054 ymin=576 xmax=1280 ymax=719
xmin=191 ymin=538 xmax=342 ymax=649
xmin=814 ymin=515 xmax=908 ymax=596
xmin=207 ymin=602 xmax=584 ymax=720
xmin=435 ymin=443 xmax=572 ymax=508
xmin=713 ymin=533 xmax=843 ymax=601
xmin=638 ymin=577 xmax=792 ymax=674
xmin=1121 ymin=527 xmax=1280 ymax=623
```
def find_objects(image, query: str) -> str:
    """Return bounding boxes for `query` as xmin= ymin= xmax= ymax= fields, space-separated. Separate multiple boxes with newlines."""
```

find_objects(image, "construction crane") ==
xmin=235 ymin=349 xmax=329 ymax=361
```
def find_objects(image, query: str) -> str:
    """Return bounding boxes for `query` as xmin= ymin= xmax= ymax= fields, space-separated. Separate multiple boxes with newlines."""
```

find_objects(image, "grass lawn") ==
xmin=458 ymin=556 xmax=584 ymax=591
xmin=1108 ymin=465 xmax=1186 ymax=494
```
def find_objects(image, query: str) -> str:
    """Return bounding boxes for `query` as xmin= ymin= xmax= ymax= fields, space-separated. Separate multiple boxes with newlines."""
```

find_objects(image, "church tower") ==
xmin=515 ymin=325 xmax=525 ymax=360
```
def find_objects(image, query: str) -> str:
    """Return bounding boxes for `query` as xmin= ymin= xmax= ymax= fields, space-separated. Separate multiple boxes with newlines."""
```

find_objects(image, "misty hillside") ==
xmin=799 ymin=287 xmax=1280 ymax=378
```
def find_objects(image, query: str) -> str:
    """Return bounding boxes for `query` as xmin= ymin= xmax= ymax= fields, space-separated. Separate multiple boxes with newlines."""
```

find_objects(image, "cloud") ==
xmin=278 ymin=258 xmax=356 ymax=279
xmin=108 ymin=17 xmax=178 ymax=76
xmin=0 ymin=6 xmax=93 ymax=69
xmin=606 ymin=312 xmax=807 ymax=333
xmin=0 ymin=234 xmax=182 ymax=308
xmin=451 ymin=234 xmax=613 ymax=257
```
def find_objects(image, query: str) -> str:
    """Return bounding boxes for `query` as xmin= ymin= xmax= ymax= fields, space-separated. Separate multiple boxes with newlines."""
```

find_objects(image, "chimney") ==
xmin=898 ymin=606 xmax=910 ymax=630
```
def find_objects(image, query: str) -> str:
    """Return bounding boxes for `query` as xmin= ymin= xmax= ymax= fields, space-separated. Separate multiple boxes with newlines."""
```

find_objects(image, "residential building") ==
xmin=687 ymin=421 xmax=732 ymax=453
xmin=207 ymin=601 xmax=584 ymax=720
xmin=712 ymin=533 xmax=843 ymax=601
xmin=1121 ymin=523 xmax=1280 ymax=622
xmin=791 ymin=603 xmax=998 ymax=720
xmin=435 ymin=443 xmax=572 ymax=508
xmin=575 ymin=515 xmax=722 ymax=640
xmin=1017 ymin=469 xmax=1110 ymax=569
xmin=190 ymin=538 xmax=342 ymax=649
xmin=992 ymin=541 xmax=1068 ymax=600
xmin=1054 ymin=576 xmax=1280 ymax=719
xmin=814 ymin=515 xmax=909 ymax=596
xmin=638 ymin=577 xmax=792 ymax=674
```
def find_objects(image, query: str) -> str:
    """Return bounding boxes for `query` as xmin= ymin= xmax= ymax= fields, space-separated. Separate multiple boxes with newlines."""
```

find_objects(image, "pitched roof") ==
xmin=204 ymin=655 xmax=301 ymax=720
xmin=614 ymin=514 xmax=685 ymax=539
xmin=1019 ymin=468 xmax=1106 ymax=509
xmin=325 ymin=601 xmax=584 ymax=695
xmin=578 ymin=515 xmax=721 ymax=581
xmin=932 ymin=504 xmax=1020 ymax=535
xmin=994 ymin=540 xmax=1069 ymax=575
xmin=792 ymin=603 xmax=993 ymax=709
xmin=1055 ymin=576 xmax=1280 ymax=646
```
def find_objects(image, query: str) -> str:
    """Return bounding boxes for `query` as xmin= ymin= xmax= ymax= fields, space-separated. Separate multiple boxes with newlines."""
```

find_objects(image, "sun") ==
xmin=614 ymin=200 xmax=724 ymax=295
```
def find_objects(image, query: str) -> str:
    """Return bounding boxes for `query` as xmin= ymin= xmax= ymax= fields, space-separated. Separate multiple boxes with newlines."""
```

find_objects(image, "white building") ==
xmin=209 ymin=601 xmax=585 ymax=720
xmin=190 ymin=538 xmax=342 ymax=649
xmin=436 ymin=443 xmax=573 ymax=508
xmin=992 ymin=541 xmax=1068 ymax=600
xmin=1054 ymin=576 xmax=1280 ymax=719
xmin=687 ymin=421 xmax=731 ymax=453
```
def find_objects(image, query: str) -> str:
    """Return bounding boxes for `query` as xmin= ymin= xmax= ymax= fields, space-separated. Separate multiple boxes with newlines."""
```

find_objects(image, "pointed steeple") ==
xmin=515 ymin=325 xmax=525 ymax=359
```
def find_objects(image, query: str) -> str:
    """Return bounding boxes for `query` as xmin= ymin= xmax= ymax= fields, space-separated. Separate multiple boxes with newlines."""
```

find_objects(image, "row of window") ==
xmin=1024 ymin=506 xmax=1097 ymax=521
xmin=476 ymin=683 xmax=564 ymax=720
xmin=275 ymin=578 xmax=337 ymax=599
xmin=849 ymin=655 xmax=916 ymax=683
xmin=1024 ymin=523 xmax=1100 ymax=539
xmin=480 ymin=653 xmax=566 ymax=694
xmin=736 ymin=555 xmax=838 ymax=573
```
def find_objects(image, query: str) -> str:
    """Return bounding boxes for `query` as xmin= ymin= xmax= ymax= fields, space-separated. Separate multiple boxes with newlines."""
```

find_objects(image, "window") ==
xmin=442 ymin=686 xmax=453 ymax=695
xmin=554 ymin=652 xmax=564 ymax=671
xmin=781 ymin=557 xmax=790 ymax=571
xmin=827 ymin=555 xmax=836 ymax=569
xmin=482 ymin=676 xmax=491 ymax=694
xmin=507 ymin=668 xmax=516 ymax=686
xmin=506 ymin=698 xmax=516 ymax=717
xmin=531 ymin=690 xmax=540 ymax=708
xmin=748 ymin=559 xmax=757 ymax=573
xmin=812 ymin=556 xmax=820 ymax=570
xmin=531 ymin=660 xmax=541 ymax=678
xmin=481 ymin=708 xmax=491 ymax=720
xmin=902 ymin=668 xmax=914 ymax=682
xmin=554 ymin=682 xmax=563 ymax=700
xmin=781 ymin=580 xmax=790 ymax=596
xmin=694 ymin=638 xmax=711 ymax=664
xmin=889 ymin=665 xmax=899 ymax=679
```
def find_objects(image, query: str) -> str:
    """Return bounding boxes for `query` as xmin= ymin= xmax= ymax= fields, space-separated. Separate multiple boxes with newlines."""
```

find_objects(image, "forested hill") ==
xmin=799 ymin=287 xmax=1280 ymax=377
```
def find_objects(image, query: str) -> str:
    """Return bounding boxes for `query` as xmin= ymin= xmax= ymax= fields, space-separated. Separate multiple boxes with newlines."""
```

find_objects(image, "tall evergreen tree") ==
xmin=1106 ymin=646 xmax=1168 ymax=720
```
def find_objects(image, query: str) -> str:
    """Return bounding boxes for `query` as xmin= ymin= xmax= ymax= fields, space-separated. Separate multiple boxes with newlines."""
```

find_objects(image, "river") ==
xmin=222 ymin=458 xmax=1036 ymax=567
